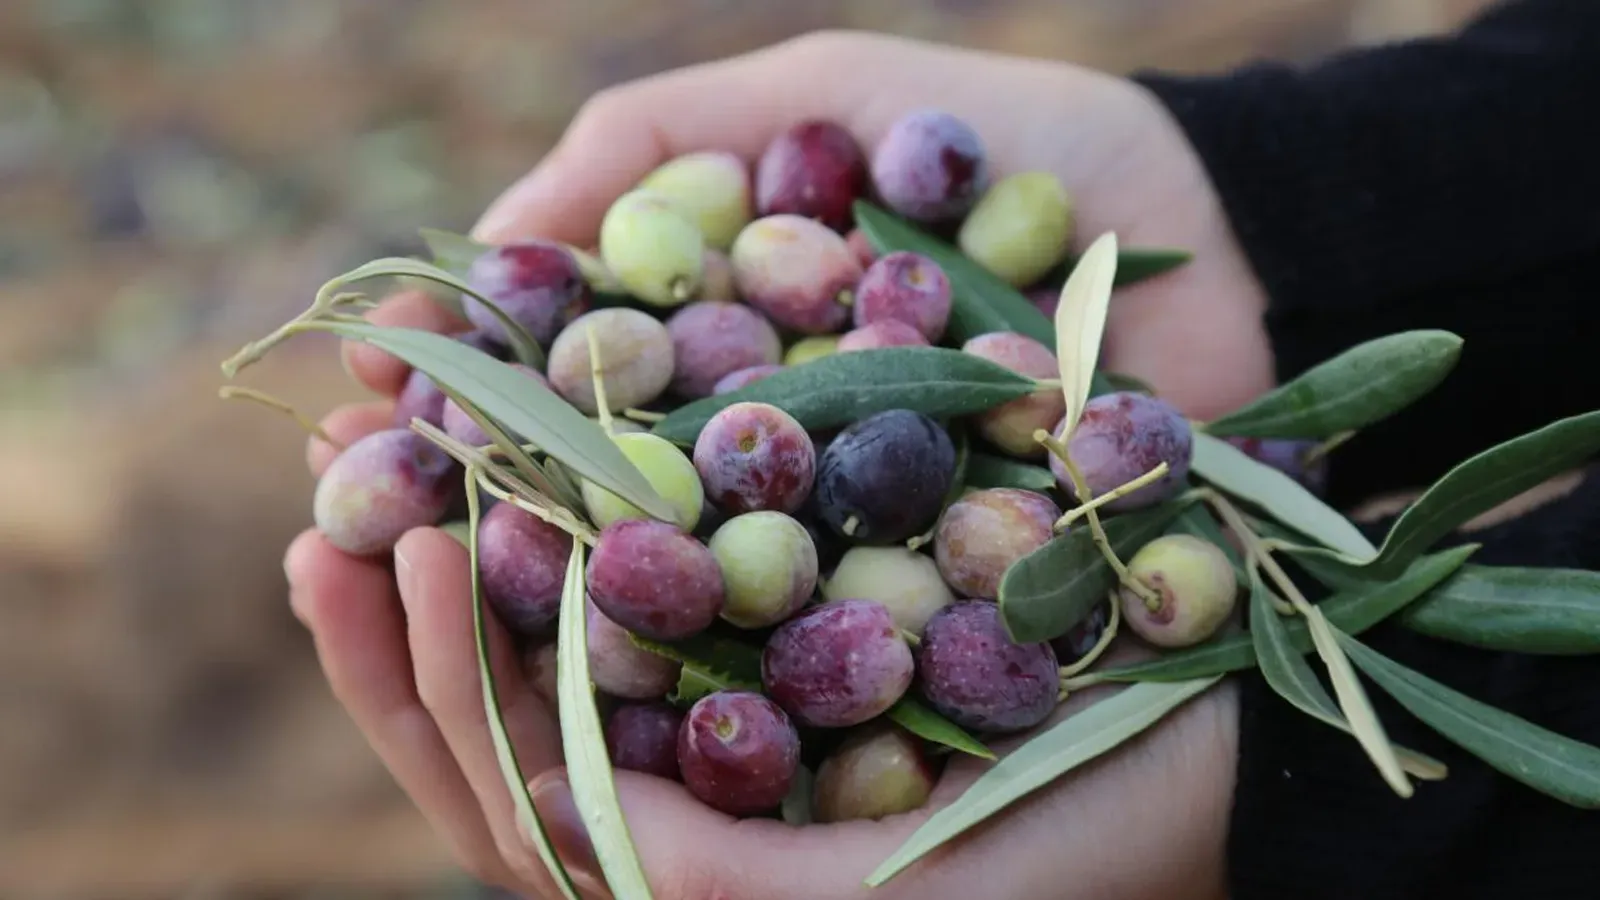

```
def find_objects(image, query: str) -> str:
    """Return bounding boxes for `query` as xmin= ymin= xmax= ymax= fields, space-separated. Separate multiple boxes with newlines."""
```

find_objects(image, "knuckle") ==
xmin=778 ymin=29 xmax=874 ymax=66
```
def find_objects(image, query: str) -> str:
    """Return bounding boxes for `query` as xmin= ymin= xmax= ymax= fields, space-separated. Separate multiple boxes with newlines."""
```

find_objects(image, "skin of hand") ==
xmin=288 ymin=32 xmax=1263 ymax=900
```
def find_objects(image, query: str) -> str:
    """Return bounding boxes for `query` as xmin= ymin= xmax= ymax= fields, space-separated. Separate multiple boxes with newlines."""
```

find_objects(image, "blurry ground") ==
xmin=0 ymin=1 xmax=1492 ymax=897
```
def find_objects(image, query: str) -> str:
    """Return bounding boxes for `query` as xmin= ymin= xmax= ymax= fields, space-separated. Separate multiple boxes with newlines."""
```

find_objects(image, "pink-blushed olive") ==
xmin=678 ymin=691 xmax=800 ymax=816
xmin=870 ymin=109 xmax=989 ymax=224
xmin=836 ymin=320 xmax=930 ymax=353
xmin=587 ymin=599 xmax=682 ymax=699
xmin=754 ymin=120 xmax=868 ymax=233
xmin=852 ymin=251 xmax=951 ymax=342
xmin=1118 ymin=534 xmax=1238 ymax=648
xmin=476 ymin=500 xmax=572 ymax=637
xmin=665 ymin=301 xmax=782 ymax=399
xmin=586 ymin=519 xmax=724 ymax=642
xmin=962 ymin=332 xmax=1064 ymax=460
xmin=313 ymin=429 xmax=456 ymax=556
xmin=1048 ymin=392 xmax=1193 ymax=513
xmin=761 ymin=599 xmax=913 ymax=728
xmin=934 ymin=488 xmax=1060 ymax=600
xmin=730 ymin=214 xmax=861 ymax=334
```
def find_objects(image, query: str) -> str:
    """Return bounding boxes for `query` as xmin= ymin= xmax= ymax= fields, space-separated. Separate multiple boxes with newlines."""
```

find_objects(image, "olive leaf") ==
xmin=1202 ymin=331 xmax=1463 ymax=439
xmin=1053 ymin=232 xmax=1118 ymax=444
xmin=1337 ymin=631 xmax=1600 ymax=808
xmin=420 ymin=226 xmax=626 ymax=295
xmin=1247 ymin=567 xmax=1446 ymax=780
xmin=318 ymin=256 xmax=545 ymax=371
xmin=1047 ymin=247 xmax=1193 ymax=289
xmin=864 ymin=676 xmax=1222 ymax=888
xmin=651 ymin=347 xmax=1037 ymax=445
xmin=853 ymin=201 xmax=1054 ymax=348
xmin=1190 ymin=432 xmax=1377 ymax=560
xmin=1087 ymin=544 xmax=1476 ymax=684
xmin=1303 ymin=605 xmax=1413 ymax=797
xmin=556 ymin=542 xmax=655 ymax=899
xmin=886 ymin=699 xmax=996 ymax=761
xmin=1400 ymin=565 xmax=1600 ymax=655
xmin=439 ymin=519 xmax=473 ymax=547
xmin=628 ymin=630 xmax=763 ymax=705
xmin=630 ymin=630 xmax=994 ymax=759
xmin=465 ymin=471 xmax=580 ymax=900
xmin=304 ymin=323 xmax=677 ymax=524
xmin=1345 ymin=410 xmax=1600 ymax=576
xmin=999 ymin=499 xmax=1192 ymax=643
xmin=963 ymin=453 xmax=1056 ymax=493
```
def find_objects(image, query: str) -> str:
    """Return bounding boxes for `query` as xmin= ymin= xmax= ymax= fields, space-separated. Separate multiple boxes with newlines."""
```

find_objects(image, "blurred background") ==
xmin=0 ymin=1 xmax=1495 ymax=897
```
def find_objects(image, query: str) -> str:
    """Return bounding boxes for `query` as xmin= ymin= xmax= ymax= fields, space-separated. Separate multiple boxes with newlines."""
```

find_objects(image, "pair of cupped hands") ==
xmin=287 ymin=33 xmax=1273 ymax=900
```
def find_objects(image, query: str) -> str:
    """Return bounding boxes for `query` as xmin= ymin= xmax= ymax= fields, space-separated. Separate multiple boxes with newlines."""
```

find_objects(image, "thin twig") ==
xmin=1034 ymin=428 xmax=1160 ymax=607
xmin=218 ymin=386 xmax=344 ymax=450
xmin=1058 ymin=593 xmax=1122 ymax=700
xmin=1055 ymin=462 xmax=1170 ymax=530
xmin=587 ymin=325 xmax=614 ymax=436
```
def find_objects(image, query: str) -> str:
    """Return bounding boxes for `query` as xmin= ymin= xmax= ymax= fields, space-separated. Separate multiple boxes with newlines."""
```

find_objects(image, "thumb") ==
xmin=470 ymin=31 xmax=900 ymax=247
xmin=526 ymin=766 xmax=930 ymax=900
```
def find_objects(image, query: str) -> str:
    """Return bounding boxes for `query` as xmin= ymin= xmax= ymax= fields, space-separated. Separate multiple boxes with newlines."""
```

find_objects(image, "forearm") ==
xmin=1134 ymin=0 xmax=1600 ymax=505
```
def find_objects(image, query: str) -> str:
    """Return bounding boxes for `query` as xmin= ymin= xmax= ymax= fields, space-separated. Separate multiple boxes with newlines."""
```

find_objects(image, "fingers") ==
xmin=472 ymin=32 xmax=902 ymax=246
xmin=394 ymin=527 xmax=570 ymax=893
xmin=341 ymin=290 xmax=466 ymax=398
xmin=283 ymin=529 xmax=514 ymax=887
xmin=529 ymin=768 xmax=931 ymax=900
xmin=306 ymin=400 xmax=393 ymax=478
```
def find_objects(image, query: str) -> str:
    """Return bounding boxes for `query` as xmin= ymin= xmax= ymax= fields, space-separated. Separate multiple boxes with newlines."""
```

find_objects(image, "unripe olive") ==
xmin=581 ymin=432 xmax=704 ymax=531
xmin=546 ymin=307 xmax=674 ymax=415
xmin=1118 ymin=534 xmax=1238 ymax=648
xmin=638 ymin=151 xmax=753 ymax=251
xmin=812 ymin=722 xmax=936 ymax=823
xmin=822 ymin=546 xmax=954 ymax=636
xmin=599 ymin=189 xmax=704 ymax=306
xmin=957 ymin=172 xmax=1075 ymax=288
xmin=784 ymin=335 xmax=839 ymax=367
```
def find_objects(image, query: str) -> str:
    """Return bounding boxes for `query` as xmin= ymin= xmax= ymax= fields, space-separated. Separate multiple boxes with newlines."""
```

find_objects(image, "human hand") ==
xmin=293 ymin=31 xmax=1254 ymax=899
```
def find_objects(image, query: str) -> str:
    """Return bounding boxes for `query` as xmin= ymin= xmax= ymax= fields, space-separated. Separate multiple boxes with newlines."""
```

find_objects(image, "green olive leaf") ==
xmin=304 ymin=323 xmax=676 ymax=524
xmin=1191 ymin=432 xmax=1377 ymax=560
xmin=886 ymin=699 xmax=996 ymax=761
xmin=1099 ymin=370 xmax=1157 ymax=395
xmin=1049 ymin=247 xmax=1193 ymax=289
xmin=651 ymin=347 xmax=1037 ymax=446
xmin=630 ymin=631 xmax=993 ymax=758
xmin=999 ymin=499 xmax=1192 ymax=643
xmin=556 ymin=542 xmax=655 ymax=898
xmin=440 ymin=519 xmax=473 ymax=547
xmin=1053 ymin=232 xmax=1118 ymax=444
xmin=1336 ymin=631 xmax=1600 ymax=808
xmin=321 ymin=256 xmax=545 ymax=371
xmin=864 ymin=676 xmax=1222 ymax=888
xmin=1247 ymin=566 xmax=1445 ymax=781
xmin=1346 ymin=410 xmax=1600 ymax=576
xmin=628 ymin=630 xmax=763 ymax=705
xmin=1203 ymin=331 xmax=1463 ymax=439
xmin=1399 ymin=565 xmax=1600 ymax=655
xmin=465 ymin=470 xmax=580 ymax=900
xmin=1090 ymin=544 xmax=1476 ymax=684
xmin=420 ymin=225 xmax=627 ymax=295
xmin=853 ymin=201 xmax=1054 ymax=348
xmin=963 ymin=453 xmax=1057 ymax=493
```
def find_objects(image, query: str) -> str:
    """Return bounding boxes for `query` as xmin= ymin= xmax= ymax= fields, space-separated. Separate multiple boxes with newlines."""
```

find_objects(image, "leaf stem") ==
xmin=1206 ymin=492 xmax=1310 ymax=616
xmin=218 ymin=386 xmax=344 ymax=450
xmin=586 ymin=325 xmax=614 ymax=436
xmin=1034 ymin=428 xmax=1159 ymax=607
xmin=1059 ymin=594 xmax=1122 ymax=700
xmin=410 ymin=419 xmax=598 ymax=546
xmin=1304 ymin=429 xmax=1356 ymax=465
xmin=1055 ymin=462 xmax=1170 ymax=531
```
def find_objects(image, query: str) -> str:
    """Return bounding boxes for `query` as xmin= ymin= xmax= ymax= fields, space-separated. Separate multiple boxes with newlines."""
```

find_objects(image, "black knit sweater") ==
xmin=1136 ymin=2 xmax=1600 ymax=897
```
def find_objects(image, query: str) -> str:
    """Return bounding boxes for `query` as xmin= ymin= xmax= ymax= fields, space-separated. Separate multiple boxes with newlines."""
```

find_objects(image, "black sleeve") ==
xmin=1134 ymin=0 xmax=1600 ymax=510
xmin=1226 ymin=470 xmax=1600 ymax=900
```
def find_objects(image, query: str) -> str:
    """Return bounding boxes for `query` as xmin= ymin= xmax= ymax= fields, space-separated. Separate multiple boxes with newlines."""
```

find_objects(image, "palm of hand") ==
xmin=289 ymin=31 xmax=1262 ymax=900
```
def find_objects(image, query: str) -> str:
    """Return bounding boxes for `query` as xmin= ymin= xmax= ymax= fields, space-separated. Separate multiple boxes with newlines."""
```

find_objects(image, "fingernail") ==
xmin=529 ymin=773 xmax=602 ymax=883
xmin=394 ymin=542 xmax=417 ymax=611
